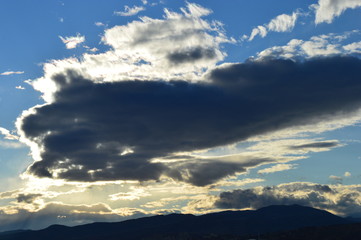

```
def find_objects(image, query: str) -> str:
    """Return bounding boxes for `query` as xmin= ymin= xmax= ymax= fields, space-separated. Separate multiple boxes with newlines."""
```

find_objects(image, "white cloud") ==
xmin=0 ymin=71 xmax=24 ymax=76
xmin=248 ymin=11 xmax=299 ymax=41
xmin=258 ymin=164 xmax=297 ymax=174
xmin=15 ymin=85 xmax=25 ymax=90
xmin=0 ymin=127 xmax=19 ymax=140
xmin=0 ymin=140 xmax=24 ymax=149
xmin=343 ymin=41 xmax=361 ymax=53
xmin=109 ymin=187 xmax=151 ymax=201
xmin=95 ymin=22 xmax=105 ymax=27
xmin=88 ymin=47 xmax=98 ymax=52
xmin=182 ymin=195 xmax=220 ymax=214
xmin=267 ymin=12 xmax=299 ymax=32
xmin=114 ymin=5 xmax=145 ymax=17
xmin=314 ymin=0 xmax=361 ymax=24
xmin=59 ymin=33 xmax=85 ymax=49
xmin=30 ymin=2 xmax=233 ymax=103
xmin=329 ymin=175 xmax=343 ymax=182
xmin=257 ymin=31 xmax=361 ymax=60
xmin=84 ymin=46 xmax=99 ymax=52
xmin=249 ymin=26 xmax=267 ymax=41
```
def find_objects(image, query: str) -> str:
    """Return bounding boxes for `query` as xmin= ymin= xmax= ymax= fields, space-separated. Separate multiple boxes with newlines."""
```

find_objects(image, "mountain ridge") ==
xmin=0 ymin=205 xmax=355 ymax=240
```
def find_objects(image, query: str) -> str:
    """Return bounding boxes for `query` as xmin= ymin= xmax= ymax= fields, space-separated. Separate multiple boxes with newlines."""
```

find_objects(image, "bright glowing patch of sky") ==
xmin=0 ymin=0 xmax=361 ymax=232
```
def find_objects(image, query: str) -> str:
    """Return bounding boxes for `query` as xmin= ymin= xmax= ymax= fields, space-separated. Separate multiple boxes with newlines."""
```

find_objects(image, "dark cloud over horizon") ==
xmin=20 ymin=56 xmax=361 ymax=185
xmin=215 ymin=182 xmax=361 ymax=217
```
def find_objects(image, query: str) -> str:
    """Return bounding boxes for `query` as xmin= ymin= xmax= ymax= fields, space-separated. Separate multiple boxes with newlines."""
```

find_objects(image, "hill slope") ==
xmin=0 ymin=205 xmax=352 ymax=240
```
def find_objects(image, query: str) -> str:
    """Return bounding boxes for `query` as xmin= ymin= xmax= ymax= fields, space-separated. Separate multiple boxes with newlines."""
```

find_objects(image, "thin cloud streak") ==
xmin=0 ymin=71 xmax=24 ymax=76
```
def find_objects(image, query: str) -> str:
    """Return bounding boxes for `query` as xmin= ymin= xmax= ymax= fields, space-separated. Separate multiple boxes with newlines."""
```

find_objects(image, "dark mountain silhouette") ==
xmin=261 ymin=222 xmax=361 ymax=240
xmin=0 ymin=205 xmax=354 ymax=240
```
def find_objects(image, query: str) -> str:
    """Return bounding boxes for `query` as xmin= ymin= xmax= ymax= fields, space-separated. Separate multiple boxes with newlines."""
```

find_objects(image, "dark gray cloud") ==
xmin=170 ymin=157 xmax=270 ymax=186
xmin=290 ymin=141 xmax=340 ymax=149
xmin=215 ymin=183 xmax=361 ymax=216
xmin=16 ymin=193 xmax=42 ymax=204
xmin=167 ymin=47 xmax=217 ymax=64
xmin=20 ymin=56 xmax=361 ymax=185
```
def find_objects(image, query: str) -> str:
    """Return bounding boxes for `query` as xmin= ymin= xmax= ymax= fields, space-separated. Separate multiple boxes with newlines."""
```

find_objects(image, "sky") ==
xmin=0 ymin=0 xmax=361 ymax=232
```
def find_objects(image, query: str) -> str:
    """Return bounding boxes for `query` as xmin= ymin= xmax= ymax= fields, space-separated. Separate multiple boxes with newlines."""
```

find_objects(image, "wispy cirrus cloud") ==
xmin=59 ymin=33 xmax=85 ymax=49
xmin=0 ymin=127 xmax=19 ymax=140
xmin=0 ymin=71 xmax=24 ymax=76
xmin=257 ymin=164 xmax=297 ymax=174
xmin=114 ymin=5 xmax=145 ymax=17
xmin=246 ymin=11 xmax=300 ymax=41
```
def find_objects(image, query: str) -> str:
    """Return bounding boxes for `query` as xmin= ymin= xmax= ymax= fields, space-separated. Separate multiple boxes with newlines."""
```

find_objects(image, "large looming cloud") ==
xmin=18 ymin=56 xmax=361 ymax=185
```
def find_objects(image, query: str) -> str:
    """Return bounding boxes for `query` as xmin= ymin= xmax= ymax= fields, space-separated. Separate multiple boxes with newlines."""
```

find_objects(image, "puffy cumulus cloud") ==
xmin=114 ymin=5 xmax=145 ymax=17
xmin=247 ymin=11 xmax=299 ymax=41
xmin=17 ymin=56 xmax=361 ymax=187
xmin=343 ymin=41 xmax=361 ymax=53
xmin=59 ymin=33 xmax=85 ymax=49
xmin=101 ymin=3 xmax=230 ymax=78
xmin=257 ymin=31 xmax=361 ymax=60
xmin=314 ymin=0 xmax=361 ymax=24
xmin=215 ymin=182 xmax=361 ymax=216
xmin=257 ymin=164 xmax=297 ymax=174
xmin=30 ymin=3 xmax=232 ymax=104
xmin=0 ymin=202 xmax=147 ymax=232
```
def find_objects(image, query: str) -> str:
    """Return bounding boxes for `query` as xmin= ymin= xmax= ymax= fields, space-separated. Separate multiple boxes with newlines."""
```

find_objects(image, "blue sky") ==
xmin=1 ymin=0 xmax=361 ymax=231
